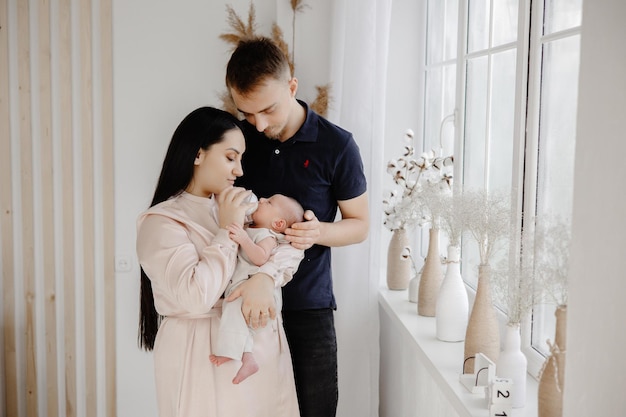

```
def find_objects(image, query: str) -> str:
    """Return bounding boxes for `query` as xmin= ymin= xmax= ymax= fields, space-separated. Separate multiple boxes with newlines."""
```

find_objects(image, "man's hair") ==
xmin=225 ymin=37 xmax=291 ymax=95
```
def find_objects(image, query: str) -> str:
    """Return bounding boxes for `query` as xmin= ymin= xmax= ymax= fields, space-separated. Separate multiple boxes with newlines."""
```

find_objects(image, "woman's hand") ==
xmin=225 ymin=273 xmax=276 ymax=329
xmin=216 ymin=187 xmax=255 ymax=229
xmin=284 ymin=210 xmax=321 ymax=250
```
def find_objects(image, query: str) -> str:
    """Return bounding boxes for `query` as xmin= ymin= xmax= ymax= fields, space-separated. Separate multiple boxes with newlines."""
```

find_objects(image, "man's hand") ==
xmin=225 ymin=273 xmax=276 ymax=329
xmin=284 ymin=210 xmax=320 ymax=250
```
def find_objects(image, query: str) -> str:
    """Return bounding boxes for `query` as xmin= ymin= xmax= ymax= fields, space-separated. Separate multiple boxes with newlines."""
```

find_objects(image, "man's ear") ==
xmin=288 ymin=77 xmax=298 ymax=98
xmin=272 ymin=218 xmax=287 ymax=232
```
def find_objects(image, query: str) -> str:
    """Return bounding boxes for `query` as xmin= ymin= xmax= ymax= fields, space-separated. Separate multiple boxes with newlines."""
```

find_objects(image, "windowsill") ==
xmin=379 ymin=287 xmax=539 ymax=417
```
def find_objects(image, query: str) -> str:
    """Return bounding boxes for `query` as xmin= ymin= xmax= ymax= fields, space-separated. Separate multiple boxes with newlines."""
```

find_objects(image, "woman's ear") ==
xmin=194 ymin=150 xmax=204 ymax=166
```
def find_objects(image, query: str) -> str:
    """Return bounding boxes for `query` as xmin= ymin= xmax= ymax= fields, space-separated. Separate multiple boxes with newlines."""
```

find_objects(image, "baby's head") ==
xmin=250 ymin=194 xmax=304 ymax=233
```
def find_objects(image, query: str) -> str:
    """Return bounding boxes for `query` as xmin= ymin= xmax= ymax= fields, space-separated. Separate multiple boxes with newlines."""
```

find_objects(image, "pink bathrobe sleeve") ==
xmin=136 ymin=194 xmax=301 ymax=417
xmin=137 ymin=211 xmax=237 ymax=315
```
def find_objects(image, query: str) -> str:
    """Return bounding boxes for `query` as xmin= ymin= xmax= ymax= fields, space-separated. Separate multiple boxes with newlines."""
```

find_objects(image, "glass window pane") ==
xmin=427 ymin=0 xmax=445 ymax=64
xmin=467 ymin=0 xmax=489 ymax=53
xmin=424 ymin=68 xmax=443 ymax=151
xmin=544 ymin=0 xmax=582 ymax=35
xmin=536 ymin=36 xmax=580 ymax=219
xmin=444 ymin=0 xmax=459 ymax=60
xmin=531 ymin=35 xmax=580 ymax=356
xmin=463 ymin=56 xmax=488 ymax=188
xmin=492 ymin=0 xmax=519 ymax=47
xmin=424 ymin=64 xmax=457 ymax=154
xmin=488 ymin=48 xmax=517 ymax=191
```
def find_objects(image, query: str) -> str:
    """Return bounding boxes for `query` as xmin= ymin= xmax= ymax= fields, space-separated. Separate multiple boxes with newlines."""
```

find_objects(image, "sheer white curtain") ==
xmin=326 ymin=0 xmax=392 ymax=416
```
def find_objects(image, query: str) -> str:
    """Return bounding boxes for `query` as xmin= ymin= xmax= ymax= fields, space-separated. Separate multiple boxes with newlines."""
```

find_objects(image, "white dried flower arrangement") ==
xmin=492 ymin=215 xmax=571 ymax=324
xmin=533 ymin=215 xmax=571 ymax=307
xmin=459 ymin=189 xmax=511 ymax=266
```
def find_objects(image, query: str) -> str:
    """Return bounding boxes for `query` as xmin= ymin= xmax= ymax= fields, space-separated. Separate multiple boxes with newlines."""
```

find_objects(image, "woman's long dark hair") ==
xmin=138 ymin=107 xmax=242 ymax=350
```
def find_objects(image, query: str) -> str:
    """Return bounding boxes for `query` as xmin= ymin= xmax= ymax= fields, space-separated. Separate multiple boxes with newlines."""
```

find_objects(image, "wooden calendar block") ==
xmin=488 ymin=402 xmax=512 ymax=417
xmin=489 ymin=377 xmax=513 ymax=405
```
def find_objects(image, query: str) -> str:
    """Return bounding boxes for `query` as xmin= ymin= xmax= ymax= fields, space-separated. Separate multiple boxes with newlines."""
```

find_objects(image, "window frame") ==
xmin=421 ymin=0 xmax=581 ymax=379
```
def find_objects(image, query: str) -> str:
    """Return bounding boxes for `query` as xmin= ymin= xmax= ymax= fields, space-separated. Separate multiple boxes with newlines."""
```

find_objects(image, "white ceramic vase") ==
xmin=496 ymin=323 xmax=528 ymax=408
xmin=435 ymin=245 xmax=468 ymax=342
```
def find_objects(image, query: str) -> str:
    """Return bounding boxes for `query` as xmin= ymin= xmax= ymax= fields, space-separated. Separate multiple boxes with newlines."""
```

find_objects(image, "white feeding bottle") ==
xmin=244 ymin=192 xmax=258 ymax=224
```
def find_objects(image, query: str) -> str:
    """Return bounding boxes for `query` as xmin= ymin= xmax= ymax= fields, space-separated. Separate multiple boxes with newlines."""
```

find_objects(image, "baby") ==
xmin=210 ymin=193 xmax=305 ymax=384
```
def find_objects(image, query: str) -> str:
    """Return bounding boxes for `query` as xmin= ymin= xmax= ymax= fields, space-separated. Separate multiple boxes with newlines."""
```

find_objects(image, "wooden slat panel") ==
xmin=2 ymin=0 xmax=117 ymax=414
xmin=79 ymin=0 xmax=97 ymax=414
xmin=0 ymin=0 xmax=18 ymax=414
xmin=17 ymin=0 xmax=40 ymax=414
xmin=38 ymin=0 xmax=59 ymax=416
xmin=99 ymin=0 xmax=117 ymax=415
xmin=58 ymin=0 xmax=77 ymax=414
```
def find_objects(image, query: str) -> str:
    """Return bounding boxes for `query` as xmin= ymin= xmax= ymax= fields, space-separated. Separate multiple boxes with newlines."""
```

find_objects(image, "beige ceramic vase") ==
xmin=417 ymin=228 xmax=443 ymax=316
xmin=538 ymin=305 xmax=567 ymax=417
xmin=386 ymin=229 xmax=411 ymax=290
xmin=463 ymin=264 xmax=500 ymax=373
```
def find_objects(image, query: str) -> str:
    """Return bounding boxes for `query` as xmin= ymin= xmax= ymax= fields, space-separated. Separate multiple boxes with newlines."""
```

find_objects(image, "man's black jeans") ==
xmin=282 ymin=308 xmax=338 ymax=417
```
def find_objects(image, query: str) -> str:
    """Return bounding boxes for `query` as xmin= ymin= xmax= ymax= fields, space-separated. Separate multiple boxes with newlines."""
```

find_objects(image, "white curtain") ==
xmin=326 ymin=1 xmax=392 ymax=416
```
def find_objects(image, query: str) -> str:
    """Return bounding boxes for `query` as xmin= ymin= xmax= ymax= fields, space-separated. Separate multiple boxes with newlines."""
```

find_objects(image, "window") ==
xmin=423 ymin=0 xmax=581 ymax=376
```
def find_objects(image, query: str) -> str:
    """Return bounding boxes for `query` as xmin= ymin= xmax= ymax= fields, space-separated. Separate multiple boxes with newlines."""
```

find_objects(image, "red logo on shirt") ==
xmin=303 ymin=159 xmax=310 ymax=168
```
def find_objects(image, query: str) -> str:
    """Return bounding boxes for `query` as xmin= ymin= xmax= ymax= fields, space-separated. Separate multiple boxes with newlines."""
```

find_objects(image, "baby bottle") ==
xmin=243 ymin=191 xmax=258 ymax=224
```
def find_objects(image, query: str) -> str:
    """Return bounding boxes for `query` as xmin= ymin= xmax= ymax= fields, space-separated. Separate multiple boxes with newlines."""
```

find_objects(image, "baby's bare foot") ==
xmin=232 ymin=352 xmax=259 ymax=384
xmin=209 ymin=354 xmax=232 ymax=366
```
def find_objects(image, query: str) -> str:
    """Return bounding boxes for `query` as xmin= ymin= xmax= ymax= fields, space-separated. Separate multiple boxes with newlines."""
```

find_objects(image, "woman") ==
xmin=136 ymin=107 xmax=301 ymax=417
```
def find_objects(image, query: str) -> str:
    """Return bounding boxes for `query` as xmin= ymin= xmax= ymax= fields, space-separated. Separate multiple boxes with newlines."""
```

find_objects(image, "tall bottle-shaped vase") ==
xmin=463 ymin=264 xmax=500 ymax=373
xmin=538 ymin=305 xmax=567 ymax=417
xmin=435 ymin=245 xmax=468 ymax=342
xmin=496 ymin=323 xmax=528 ymax=408
xmin=417 ymin=228 xmax=443 ymax=316
xmin=386 ymin=228 xmax=411 ymax=290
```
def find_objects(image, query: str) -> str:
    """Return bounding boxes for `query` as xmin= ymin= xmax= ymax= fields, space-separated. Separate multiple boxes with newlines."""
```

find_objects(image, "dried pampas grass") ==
xmin=219 ymin=3 xmax=258 ymax=48
xmin=310 ymin=84 xmax=331 ymax=117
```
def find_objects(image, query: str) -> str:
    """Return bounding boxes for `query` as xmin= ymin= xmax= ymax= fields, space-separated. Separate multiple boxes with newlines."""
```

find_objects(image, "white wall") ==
xmin=382 ymin=0 xmax=427 ymax=266
xmin=112 ymin=1 xmax=363 ymax=416
xmin=564 ymin=1 xmax=626 ymax=415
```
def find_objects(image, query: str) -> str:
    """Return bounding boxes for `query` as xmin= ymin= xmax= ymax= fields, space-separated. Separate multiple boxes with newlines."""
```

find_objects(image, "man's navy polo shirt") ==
xmin=237 ymin=100 xmax=367 ymax=311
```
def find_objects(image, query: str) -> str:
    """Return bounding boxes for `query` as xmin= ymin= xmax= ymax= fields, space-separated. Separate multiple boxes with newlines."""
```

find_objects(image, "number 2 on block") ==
xmin=497 ymin=390 xmax=510 ymax=398
xmin=495 ymin=413 xmax=508 ymax=416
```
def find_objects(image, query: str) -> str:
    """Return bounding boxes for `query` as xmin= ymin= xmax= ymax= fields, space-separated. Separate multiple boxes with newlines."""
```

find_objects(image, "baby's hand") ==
xmin=227 ymin=223 xmax=248 ymax=244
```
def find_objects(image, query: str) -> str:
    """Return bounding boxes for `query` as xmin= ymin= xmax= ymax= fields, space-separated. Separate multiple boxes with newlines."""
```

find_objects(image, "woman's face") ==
xmin=186 ymin=127 xmax=245 ymax=197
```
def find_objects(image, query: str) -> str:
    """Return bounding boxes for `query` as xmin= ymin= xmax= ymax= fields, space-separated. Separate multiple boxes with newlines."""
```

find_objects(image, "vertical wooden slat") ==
xmin=0 ymin=0 xmax=18 ymax=414
xmin=17 ymin=0 xmax=40 ymax=414
xmin=100 ymin=0 xmax=116 ymax=414
xmin=38 ymin=0 xmax=59 ymax=415
xmin=58 ymin=0 xmax=77 ymax=414
xmin=3 ymin=0 xmax=116 ymax=414
xmin=79 ymin=0 xmax=97 ymax=414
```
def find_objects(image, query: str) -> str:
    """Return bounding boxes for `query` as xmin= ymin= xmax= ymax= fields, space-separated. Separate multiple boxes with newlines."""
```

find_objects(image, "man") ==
xmin=226 ymin=37 xmax=369 ymax=416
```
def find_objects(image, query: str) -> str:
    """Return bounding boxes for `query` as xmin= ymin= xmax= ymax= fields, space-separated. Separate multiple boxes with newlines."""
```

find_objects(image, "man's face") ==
xmin=230 ymin=77 xmax=296 ymax=141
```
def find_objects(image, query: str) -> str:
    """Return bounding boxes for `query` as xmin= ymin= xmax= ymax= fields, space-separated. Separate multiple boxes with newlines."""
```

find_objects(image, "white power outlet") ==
xmin=115 ymin=254 xmax=133 ymax=272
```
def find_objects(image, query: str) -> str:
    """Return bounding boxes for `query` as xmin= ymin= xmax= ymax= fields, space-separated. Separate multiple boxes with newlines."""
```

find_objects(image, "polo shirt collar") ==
xmin=290 ymin=100 xmax=318 ymax=143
